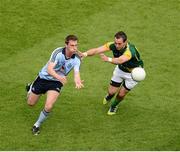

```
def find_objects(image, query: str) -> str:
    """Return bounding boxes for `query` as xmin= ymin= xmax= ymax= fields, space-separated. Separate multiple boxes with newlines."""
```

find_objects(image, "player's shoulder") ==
xmin=106 ymin=41 xmax=114 ymax=46
xmin=126 ymin=42 xmax=138 ymax=56
xmin=104 ymin=41 xmax=114 ymax=50
xmin=74 ymin=53 xmax=81 ymax=62
xmin=52 ymin=47 xmax=64 ymax=54
xmin=50 ymin=47 xmax=65 ymax=61
xmin=106 ymin=41 xmax=114 ymax=47
xmin=52 ymin=47 xmax=65 ymax=56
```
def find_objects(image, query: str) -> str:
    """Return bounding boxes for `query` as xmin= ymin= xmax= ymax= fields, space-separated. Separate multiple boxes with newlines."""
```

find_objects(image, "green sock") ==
xmin=111 ymin=98 xmax=121 ymax=108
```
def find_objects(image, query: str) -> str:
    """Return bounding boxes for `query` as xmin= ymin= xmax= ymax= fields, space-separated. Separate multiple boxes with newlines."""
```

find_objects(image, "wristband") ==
xmin=108 ymin=57 xmax=112 ymax=62
xmin=83 ymin=52 xmax=88 ymax=57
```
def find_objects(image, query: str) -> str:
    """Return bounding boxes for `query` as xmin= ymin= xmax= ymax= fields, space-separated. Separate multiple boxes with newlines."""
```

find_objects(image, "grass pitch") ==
xmin=0 ymin=0 xmax=180 ymax=150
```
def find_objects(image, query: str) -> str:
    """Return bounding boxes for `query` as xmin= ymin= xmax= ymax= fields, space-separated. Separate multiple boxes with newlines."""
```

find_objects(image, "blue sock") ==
xmin=34 ymin=109 xmax=49 ymax=128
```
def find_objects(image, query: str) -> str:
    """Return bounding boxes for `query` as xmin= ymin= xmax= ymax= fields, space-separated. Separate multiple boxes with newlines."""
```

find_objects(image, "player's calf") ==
xmin=103 ymin=93 xmax=114 ymax=105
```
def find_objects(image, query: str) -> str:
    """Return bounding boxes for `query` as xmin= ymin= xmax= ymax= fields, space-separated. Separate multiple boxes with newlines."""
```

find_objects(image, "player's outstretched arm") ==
xmin=100 ymin=54 xmax=130 ymax=65
xmin=74 ymin=71 xmax=84 ymax=89
xmin=82 ymin=45 xmax=108 ymax=57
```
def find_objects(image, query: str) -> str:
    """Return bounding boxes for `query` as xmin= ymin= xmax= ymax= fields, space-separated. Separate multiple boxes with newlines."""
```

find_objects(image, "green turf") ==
xmin=0 ymin=0 xmax=180 ymax=150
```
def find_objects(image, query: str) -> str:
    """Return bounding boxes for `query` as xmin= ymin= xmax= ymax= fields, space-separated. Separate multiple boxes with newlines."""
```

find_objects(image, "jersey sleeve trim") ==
xmin=123 ymin=44 xmax=132 ymax=59
xmin=103 ymin=42 xmax=114 ymax=50
xmin=50 ymin=47 xmax=63 ymax=63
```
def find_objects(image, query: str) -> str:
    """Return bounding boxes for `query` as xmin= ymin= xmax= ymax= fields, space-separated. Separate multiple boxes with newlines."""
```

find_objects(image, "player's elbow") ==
xmin=47 ymin=62 xmax=56 ymax=75
xmin=47 ymin=66 xmax=53 ymax=75
xmin=88 ymin=48 xmax=99 ymax=56
xmin=95 ymin=48 xmax=104 ymax=55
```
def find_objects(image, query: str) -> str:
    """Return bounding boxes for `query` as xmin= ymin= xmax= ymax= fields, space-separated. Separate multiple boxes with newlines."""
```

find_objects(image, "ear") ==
xmin=124 ymin=40 xmax=128 ymax=45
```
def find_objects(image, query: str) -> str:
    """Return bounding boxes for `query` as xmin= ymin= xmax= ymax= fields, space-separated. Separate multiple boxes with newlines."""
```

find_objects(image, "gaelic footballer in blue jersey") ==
xmin=82 ymin=31 xmax=144 ymax=115
xmin=26 ymin=35 xmax=84 ymax=135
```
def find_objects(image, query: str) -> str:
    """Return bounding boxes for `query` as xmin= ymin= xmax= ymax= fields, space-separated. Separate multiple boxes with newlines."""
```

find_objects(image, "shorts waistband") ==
xmin=118 ymin=65 xmax=132 ymax=73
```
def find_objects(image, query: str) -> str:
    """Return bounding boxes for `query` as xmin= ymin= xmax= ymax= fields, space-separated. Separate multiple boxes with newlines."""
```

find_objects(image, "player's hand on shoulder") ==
xmin=78 ymin=51 xmax=88 ymax=59
xmin=75 ymin=50 xmax=87 ymax=60
xmin=76 ymin=50 xmax=83 ymax=57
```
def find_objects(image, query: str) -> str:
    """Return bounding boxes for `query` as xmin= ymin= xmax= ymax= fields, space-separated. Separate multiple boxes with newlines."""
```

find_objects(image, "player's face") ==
xmin=66 ymin=40 xmax=78 ymax=53
xmin=114 ymin=37 xmax=126 ymax=50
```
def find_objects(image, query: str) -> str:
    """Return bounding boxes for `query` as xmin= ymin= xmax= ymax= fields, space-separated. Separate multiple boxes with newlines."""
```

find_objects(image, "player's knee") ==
xmin=27 ymin=98 xmax=36 ymax=106
xmin=108 ymin=88 xmax=118 ymax=95
xmin=108 ymin=90 xmax=115 ymax=96
xmin=27 ymin=100 xmax=34 ymax=106
xmin=45 ymin=104 xmax=53 ymax=112
xmin=118 ymin=92 xmax=126 ymax=98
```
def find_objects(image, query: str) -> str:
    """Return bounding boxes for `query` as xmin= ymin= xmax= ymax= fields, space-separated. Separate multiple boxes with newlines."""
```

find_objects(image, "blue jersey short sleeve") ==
xmin=49 ymin=48 xmax=62 ymax=63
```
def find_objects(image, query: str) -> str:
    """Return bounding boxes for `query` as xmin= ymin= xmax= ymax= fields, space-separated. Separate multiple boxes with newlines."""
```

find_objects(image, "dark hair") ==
xmin=114 ymin=31 xmax=127 ymax=42
xmin=65 ymin=35 xmax=78 ymax=44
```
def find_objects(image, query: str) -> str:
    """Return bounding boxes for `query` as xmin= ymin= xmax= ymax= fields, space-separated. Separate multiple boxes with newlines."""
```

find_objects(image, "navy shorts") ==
xmin=31 ymin=76 xmax=63 ymax=95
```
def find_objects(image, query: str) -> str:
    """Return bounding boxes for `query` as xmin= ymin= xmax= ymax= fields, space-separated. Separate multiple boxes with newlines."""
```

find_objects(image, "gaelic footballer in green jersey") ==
xmin=104 ymin=41 xmax=143 ymax=72
xmin=82 ymin=31 xmax=145 ymax=115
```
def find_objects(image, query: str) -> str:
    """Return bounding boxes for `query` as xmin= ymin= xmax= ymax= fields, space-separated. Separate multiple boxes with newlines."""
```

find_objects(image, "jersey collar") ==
xmin=119 ymin=43 xmax=128 ymax=52
xmin=62 ymin=47 xmax=76 ymax=59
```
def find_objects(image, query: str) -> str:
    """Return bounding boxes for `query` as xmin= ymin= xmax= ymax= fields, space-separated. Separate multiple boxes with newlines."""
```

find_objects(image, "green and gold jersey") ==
xmin=104 ymin=42 xmax=144 ymax=72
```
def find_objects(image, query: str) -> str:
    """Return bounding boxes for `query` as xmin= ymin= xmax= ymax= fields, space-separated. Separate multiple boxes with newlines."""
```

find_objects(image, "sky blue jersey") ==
xmin=39 ymin=47 xmax=81 ymax=81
